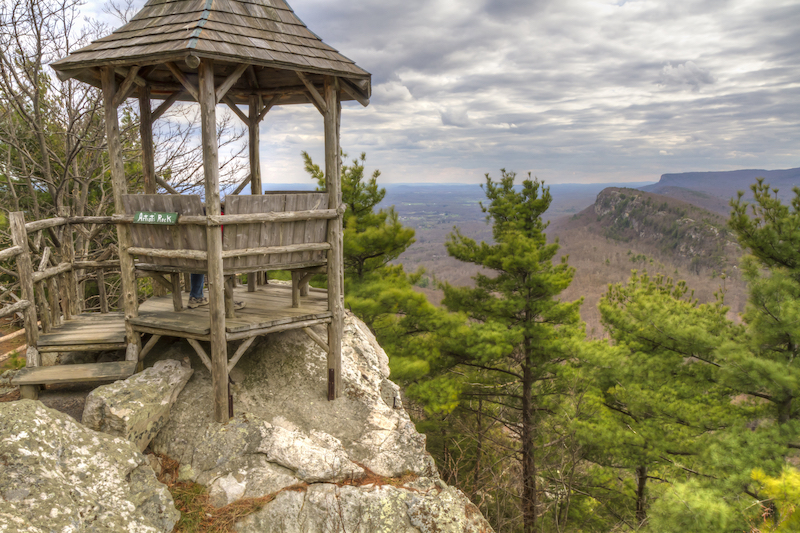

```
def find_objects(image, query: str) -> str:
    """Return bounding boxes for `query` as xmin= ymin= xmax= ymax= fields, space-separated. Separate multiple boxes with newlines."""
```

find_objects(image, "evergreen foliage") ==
xmin=434 ymin=170 xmax=584 ymax=533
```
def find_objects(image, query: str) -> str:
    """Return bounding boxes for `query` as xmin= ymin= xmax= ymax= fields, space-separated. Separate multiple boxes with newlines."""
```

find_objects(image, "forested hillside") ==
xmin=551 ymin=188 xmax=747 ymax=334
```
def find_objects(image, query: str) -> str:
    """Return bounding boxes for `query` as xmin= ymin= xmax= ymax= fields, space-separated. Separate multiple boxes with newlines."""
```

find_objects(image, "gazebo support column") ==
xmin=248 ymin=94 xmax=262 ymax=292
xmin=323 ymin=76 xmax=342 ymax=400
xmin=199 ymin=59 xmax=230 ymax=423
xmin=101 ymin=67 xmax=141 ymax=361
xmin=140 ymin=84 xmax=168 ymax=297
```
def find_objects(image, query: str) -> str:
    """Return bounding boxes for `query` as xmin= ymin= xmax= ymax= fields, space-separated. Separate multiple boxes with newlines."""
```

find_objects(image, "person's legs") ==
xmin=188 ymin=273 xmax=207 ymax=307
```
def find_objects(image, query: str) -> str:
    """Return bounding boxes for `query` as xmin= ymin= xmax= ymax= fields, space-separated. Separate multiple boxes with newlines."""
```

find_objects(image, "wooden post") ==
xmin=47 ymin=276 xmax=60 ymax=326
xmin=140 ymin=85 xmax=167 ymax=298
xmin=97 ymin=269 xmax=109 ymax=313
xmin=10 ymin=212 xmax=41 ymax=399
xmin=170 ymin=273 xmax=183 ymax=311
xmin=199 ymin=59 xmax=230 ymax=423
xmin=101 ymin=67 xmax=142 ymax=356
xmin=248 ymin=94 xmax=262 ymax=292
xmin=323 ymin=77 xmax=343 ymax=400
xmin=58 ymin=206 xmax=80 ymax=316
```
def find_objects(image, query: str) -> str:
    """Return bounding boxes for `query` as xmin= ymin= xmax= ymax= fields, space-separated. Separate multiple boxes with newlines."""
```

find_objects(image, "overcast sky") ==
xmin=88 ymin=0 xmax=800 ymax=185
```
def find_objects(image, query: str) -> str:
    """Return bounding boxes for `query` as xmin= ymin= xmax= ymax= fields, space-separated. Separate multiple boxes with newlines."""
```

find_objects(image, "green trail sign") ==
xmin=133 ymin=211 xmax=178 ymax=225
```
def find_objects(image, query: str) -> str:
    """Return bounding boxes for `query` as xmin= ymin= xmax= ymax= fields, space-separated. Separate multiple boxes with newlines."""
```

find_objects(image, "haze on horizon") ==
xmin=83 ymin=0 xmax=800 ymax=185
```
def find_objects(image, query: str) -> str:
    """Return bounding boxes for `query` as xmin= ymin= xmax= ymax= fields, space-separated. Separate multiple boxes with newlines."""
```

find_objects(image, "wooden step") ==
xmin=11 ymin=361 xmax=137 ymax=386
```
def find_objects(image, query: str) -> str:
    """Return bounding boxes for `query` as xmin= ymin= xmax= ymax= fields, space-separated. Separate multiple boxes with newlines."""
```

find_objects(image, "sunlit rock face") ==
xmin=0 ymin=400 xmax=179 ymax=532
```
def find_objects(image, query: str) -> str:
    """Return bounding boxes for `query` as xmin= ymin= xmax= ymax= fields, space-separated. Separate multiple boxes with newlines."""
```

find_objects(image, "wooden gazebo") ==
xmin=49 ymin=0 xmax=371 ymax=422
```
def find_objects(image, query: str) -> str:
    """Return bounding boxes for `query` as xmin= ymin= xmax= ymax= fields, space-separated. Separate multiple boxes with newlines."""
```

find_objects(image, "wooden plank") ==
xmin=227 ymin=317 xmax=330 ymax=341
xmin=9 ymin=212 xmax=39 ymax=365
xmin=200 ymin=59 xmax=230 ymax=423
xmin=38 ymin=343 xmax=127 ymax=353
xmin=12 ymin=361 xmax=137 ymax=386
xmin=324 ymin=77 xmax=343 ymax=400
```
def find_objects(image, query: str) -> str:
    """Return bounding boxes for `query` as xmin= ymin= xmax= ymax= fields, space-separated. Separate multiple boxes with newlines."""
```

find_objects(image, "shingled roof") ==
xmin=50 ymin=0 xmax=370 ymax=105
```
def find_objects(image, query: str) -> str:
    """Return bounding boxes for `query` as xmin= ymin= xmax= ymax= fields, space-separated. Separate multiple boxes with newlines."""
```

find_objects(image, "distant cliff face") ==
xmin=640 ymin=168 xmax=800 ymax=215
xmin=593 ymin=188 xmax=740 ymax=273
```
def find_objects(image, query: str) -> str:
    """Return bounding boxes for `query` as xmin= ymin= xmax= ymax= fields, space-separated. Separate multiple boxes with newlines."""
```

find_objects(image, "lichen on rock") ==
xmin=0 ymin=400 xmax=179 ymax=532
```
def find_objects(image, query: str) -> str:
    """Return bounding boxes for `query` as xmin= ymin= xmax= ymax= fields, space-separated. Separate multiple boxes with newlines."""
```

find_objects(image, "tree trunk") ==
xmin=635 ymin=465 xmax=647 ymax=525
xmin=522 ymin=339 xmax=537 ymax=533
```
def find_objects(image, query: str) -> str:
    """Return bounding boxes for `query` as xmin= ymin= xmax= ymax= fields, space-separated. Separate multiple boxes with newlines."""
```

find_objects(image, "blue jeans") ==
xmin=189 ymin=274 xmax=204 ymax=299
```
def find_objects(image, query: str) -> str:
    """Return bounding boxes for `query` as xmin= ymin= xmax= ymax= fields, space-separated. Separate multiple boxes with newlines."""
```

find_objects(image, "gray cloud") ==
xmin=658 ymin=61 xmax=715 ymax=90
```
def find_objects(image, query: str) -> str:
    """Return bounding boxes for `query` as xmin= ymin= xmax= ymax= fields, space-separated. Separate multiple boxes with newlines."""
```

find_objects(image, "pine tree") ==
xmin=436 ymin=170 xmax=584 ymax=533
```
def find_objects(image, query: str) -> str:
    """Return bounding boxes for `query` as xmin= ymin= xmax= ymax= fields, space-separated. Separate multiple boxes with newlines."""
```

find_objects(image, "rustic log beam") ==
xmin=166 ymin=62 xmax=199 ymax=101
xmin=324 ymin=76 xmax=343 ymax=401
xmin=32 ymin=262 xmax=72 ymax=283
xmin=138 ymin=334 xmax=161 ymax=362
xmin=114 ymin=66 xmax=146 ymax=87
xmin=227 ymin=336 xmax=256 ymax=372
xmin=101 ymin=66 xmax=141 ymax=354
xmin=199 ymin=58 xmax=230 ymax=423
xmin=0 ymin=299 xmax=31 ymax=319
xmin=257 ymin=95 xmax=279 ymax=122
xmin=297 ymin=72 xmax=328 ymax=114
xmin=73 ymin=260 xmax=121 ymax=269
xmin=97 ymin=268 xmax=109 ymax=314
xmin=0 ymin=246 xmax=22 ymax=262
xmin=171 ymin=273 xmax=183 ymax=312
xmin=151 ymin=91 xmax=183 ymax=121
xmin=227 ymin=317 xmax=331 ymax=341
xmin=24 ymin=217 xmax=68 ymax=233
xmin=187 ymin=338 xmax=213 ymax=372
xmin=139 ymin=84 xmax=157 ymax=195
xmin=215 ymin=63 xmax=248 ymax=103
xmin=221 ymin=243 xmax=330 ymax=259
xmin=229 ymin=174 xmax=252 ymax=196
xmin=113 ymin=65 xmax=141 ymax=108
xmin=148 ymin=272 xmax=173 ymax=290
xmin=340 ymin=78 xmax=370 ymax=107
xmin=208 ymin=208 xmax=340 ymax=225
xmin=302 ymin=326 xmax=328 ymax=352
xmin=128 ymin=247 xmax=208 ymax=261
xmin=222 ymin=95 xmax=249 ymax=124
xmin=58 ymin=207 xmax=81 ymax=315
xmin=299 ymin=271 xmax=314 ymax=297
xmin=9 ymin=212 xmax=39 ymax=366
xmin=156 ymin=176 xmax=180 ymax=195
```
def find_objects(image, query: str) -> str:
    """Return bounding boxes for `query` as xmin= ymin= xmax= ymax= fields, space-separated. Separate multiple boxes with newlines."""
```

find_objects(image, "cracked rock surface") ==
xmin=0 ymin=400 xmax=179 ymax=532
xmin=150 ymin=313 xmax=494 ymax=531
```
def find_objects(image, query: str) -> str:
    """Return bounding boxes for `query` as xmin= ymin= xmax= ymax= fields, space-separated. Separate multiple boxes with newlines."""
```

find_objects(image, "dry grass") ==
xmin=156 ymin=455 xmax=421 ymax=532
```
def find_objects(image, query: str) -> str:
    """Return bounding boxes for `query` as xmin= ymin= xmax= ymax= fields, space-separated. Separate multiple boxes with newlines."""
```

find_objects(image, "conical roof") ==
xmin=51 ymin=0 xmax=370 ymax=105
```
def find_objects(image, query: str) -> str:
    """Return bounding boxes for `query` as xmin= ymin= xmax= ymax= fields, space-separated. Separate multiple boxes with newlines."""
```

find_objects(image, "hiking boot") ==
xmin=234 ymin=300 xmax=246 ymax=310
xmin=188 ymin=296 xmax=209 ymax=309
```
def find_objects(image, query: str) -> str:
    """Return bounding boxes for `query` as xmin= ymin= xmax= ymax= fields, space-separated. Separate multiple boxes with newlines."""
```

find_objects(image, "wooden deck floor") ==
xmin=133 ymin=284 xmax=330 ymax=339
xmin=35 ymin=284 xmax=329 ymax=352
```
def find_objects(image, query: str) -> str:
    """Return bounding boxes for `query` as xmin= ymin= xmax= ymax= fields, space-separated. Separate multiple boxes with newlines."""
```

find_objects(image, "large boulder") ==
xmin=0 ymin=400 xmax=179 ymax=532
xmin=152 ymin=314 xmax=435 ymax=480
xmin=83 ymin=359 xmax=193 ymax=451
xmin=149 ymin=313 xmax=494 ymax=531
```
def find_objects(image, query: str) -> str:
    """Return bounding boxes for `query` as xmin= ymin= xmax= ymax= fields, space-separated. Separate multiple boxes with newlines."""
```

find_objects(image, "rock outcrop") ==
xmin=0 ymin=400 xmax=179 ymax=532
xmin=83 ymin=358 xmax=193 ymax=451
xmin=148 ymin=312 xmax=494 ymax=531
